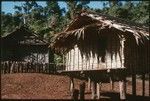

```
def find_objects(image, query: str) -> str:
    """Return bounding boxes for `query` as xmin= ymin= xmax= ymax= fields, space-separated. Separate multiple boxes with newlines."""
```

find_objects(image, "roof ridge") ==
xmin=83 ymin=10 xmax=149 ymax=31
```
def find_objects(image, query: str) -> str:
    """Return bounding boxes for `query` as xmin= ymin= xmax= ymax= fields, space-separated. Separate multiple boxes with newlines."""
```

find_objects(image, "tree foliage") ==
xmin=1 ymin=1 xmax=149 ymax=38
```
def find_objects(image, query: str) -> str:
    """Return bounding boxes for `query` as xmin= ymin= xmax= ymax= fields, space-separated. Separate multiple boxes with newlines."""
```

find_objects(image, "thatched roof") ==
xmin=52 ymin=11 xmax=149 ymax=56
xmin=52 ymin=11 xmax=150 ymax=72
xmin=1 ymin=25 xmax=48 ymax=45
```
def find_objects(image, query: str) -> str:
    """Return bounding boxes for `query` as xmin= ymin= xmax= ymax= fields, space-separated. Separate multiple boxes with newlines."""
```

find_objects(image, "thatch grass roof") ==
xmin=52 ymin=11 xmax=149 ymax=73
xmin=1 ymin=25 xmax=48 ymax=45
xmin=52 ymin=11 xmax=149 ymax=53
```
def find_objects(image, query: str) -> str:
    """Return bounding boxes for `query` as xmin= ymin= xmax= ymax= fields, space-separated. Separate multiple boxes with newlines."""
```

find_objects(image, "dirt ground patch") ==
xmin=1 ymin=73 xmax=150 ymax=100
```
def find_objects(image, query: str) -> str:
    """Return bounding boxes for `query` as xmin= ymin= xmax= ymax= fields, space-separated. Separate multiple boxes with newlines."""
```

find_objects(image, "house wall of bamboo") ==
xmin=65 ymin=38 xmax=125 ymax=71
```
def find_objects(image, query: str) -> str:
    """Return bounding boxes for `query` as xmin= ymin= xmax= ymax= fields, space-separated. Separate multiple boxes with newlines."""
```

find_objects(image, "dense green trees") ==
xmin=1 ymin=1 xmax=149 ymax=38
xmin=100 ymin=1 xmax=149 ymax=25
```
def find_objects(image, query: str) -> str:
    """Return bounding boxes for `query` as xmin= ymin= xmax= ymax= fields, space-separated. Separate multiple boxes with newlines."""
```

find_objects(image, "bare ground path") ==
xmin=1 ymin=73 xmax=150 ymax=100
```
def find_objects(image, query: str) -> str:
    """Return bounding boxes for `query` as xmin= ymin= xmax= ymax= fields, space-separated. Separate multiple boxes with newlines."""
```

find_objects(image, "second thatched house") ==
xmin=1 ymin=25 xmax=50 ymax=63
xmin=52 ymin=11 xmax=149 ymax=74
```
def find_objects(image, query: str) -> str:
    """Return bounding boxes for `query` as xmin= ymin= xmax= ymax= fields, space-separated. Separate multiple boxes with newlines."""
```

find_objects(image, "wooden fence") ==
xmin=1 ymin=61 xmax=65 ymax=74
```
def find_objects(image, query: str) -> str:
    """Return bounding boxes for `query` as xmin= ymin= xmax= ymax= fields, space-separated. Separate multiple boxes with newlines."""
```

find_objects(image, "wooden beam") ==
xmin=119 ymin=80 xmax=126 ymax=100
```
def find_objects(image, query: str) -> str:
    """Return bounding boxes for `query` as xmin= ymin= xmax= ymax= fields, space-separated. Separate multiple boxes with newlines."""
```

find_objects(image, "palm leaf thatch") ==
xmin=52 ymin=11 xmax=149 ymax=73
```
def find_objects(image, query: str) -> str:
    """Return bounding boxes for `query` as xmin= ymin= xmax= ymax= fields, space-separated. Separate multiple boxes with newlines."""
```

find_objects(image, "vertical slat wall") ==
xmin=65 ymin=41 xmax=125 ymax=71
xmin=1 ymin=61 xmax=51 ymax=74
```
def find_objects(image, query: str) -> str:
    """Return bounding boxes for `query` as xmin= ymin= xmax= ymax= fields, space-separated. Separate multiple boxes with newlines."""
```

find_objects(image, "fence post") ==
xmin=48 ymin=48 xmax=54 ymax=73
xmin=38 ymin=63 xmax=41 ymax=73
xmin=10 ymin=62 xmax=15 ymax=73
xmin=8 ymin=61 xmax=11 ymax=73
xmin=21 ymin=62 xmax=23 ymax=73
xmin=4 ymin=62 xmax=7 ymax=74
xmin=1 ymin=62 xmax=4 ymax=74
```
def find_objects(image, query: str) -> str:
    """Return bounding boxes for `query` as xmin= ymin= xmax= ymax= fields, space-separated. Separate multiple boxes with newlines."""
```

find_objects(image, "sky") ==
xmin=2 ymin=1 xmax=104 ymax=14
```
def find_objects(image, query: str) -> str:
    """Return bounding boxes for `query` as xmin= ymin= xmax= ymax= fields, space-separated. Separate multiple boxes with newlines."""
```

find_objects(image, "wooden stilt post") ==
xmin=79 ymin=82 xmax=85 ymax=100
xmin=119 ymin=80 xmax=126 ymax=100
xmin=110 ymin=77 xmax=114 ymax=91
xmin=1 ymin=62 xmax=4 ymax=74
xmin=91 ymin=80 xmax=97 ymax=99
xmin=142 ymin=73 xmax=145 ymax=96
xmin=88 ymin=77 xmax=91 ymax=91
xmin=96 ymin=82 xmax=101 ymax=99
xmin=8 ymin=61 xmax=11 ymax=73
xmin=132 ymin=74 xmax=136 ymax=96
xmin=70 ymin=77 xmax=74 ymax=99
xmin=149 ymin=73 xmax=150 ymax=96
xmin=4 ymin=62 xmax=7 ymax=74
xmin=10 ymin=62 xmax=15 ymax=73
xmin=72 ymin=89 xmax=79 ymax=100
xmin=3 ymin=62 xmax=5 ymax=74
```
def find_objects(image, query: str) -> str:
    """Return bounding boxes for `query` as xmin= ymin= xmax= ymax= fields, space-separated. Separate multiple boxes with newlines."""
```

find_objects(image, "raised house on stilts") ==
xmin=52 ymin=11 xmax=149 ymax=99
